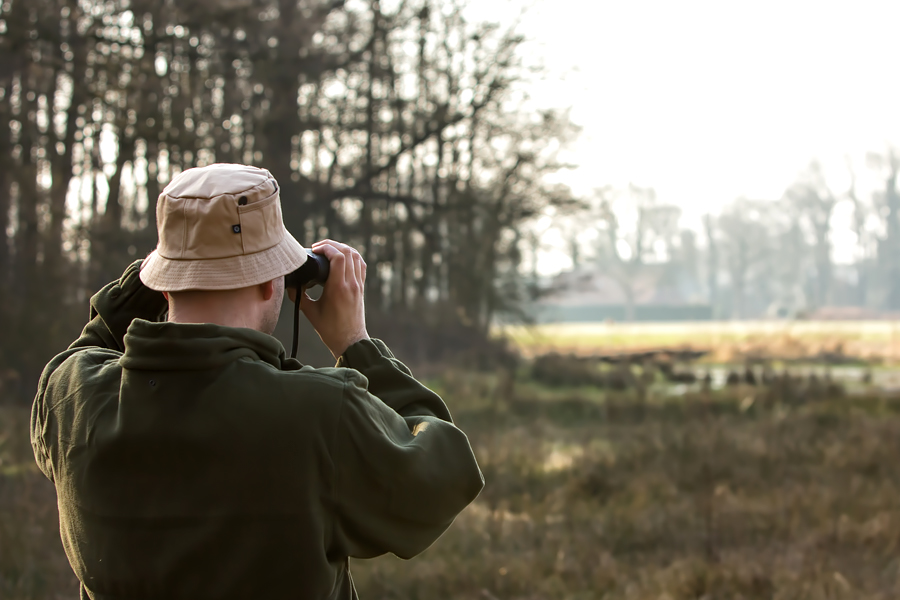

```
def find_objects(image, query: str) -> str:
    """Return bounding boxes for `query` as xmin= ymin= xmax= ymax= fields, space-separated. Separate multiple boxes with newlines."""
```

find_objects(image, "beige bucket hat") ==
xmin=139 ymin=163 xmax=307 ymax=291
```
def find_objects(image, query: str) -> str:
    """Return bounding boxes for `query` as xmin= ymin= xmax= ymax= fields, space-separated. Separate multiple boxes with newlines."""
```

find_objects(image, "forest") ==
xmin=0 ymin=0 xmax=580 ymax=402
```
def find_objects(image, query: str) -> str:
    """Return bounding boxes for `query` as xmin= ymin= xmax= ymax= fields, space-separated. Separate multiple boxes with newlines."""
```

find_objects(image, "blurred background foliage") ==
xmin=0 ymin=0 xmax=577 ymax=401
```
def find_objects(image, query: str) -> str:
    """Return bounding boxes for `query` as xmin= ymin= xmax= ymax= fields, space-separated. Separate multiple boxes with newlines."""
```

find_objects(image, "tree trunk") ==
xmin=885 ymin=168 xmax=900 ymax=310
xmin=703 ymin=215 xmax=718 ymax=318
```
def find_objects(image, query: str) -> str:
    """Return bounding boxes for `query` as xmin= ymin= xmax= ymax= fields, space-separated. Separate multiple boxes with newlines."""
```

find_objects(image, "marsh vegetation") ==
xmin=5 ymin=339 xmax=900 ymax=599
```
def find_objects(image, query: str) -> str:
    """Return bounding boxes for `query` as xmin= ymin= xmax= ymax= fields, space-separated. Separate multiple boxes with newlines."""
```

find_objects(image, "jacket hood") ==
xmin=119 ymin=319 xmax=288 ymax=371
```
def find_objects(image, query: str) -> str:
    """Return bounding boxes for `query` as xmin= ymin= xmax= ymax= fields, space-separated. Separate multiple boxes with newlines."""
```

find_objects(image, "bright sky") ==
xmin=468 ymin=0 xmax=900 ymax=271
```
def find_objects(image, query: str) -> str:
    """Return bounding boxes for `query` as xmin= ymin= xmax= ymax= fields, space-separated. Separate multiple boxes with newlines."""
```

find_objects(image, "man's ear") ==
xmin=162 ymin=291 xmax=170 ymax=301
xmin=260 ymin=280 xmax=275 ymax=301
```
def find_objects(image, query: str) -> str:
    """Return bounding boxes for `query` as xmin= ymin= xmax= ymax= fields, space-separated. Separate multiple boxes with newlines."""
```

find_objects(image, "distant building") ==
xmin=532 ymin=265 xmax=712 ymax=323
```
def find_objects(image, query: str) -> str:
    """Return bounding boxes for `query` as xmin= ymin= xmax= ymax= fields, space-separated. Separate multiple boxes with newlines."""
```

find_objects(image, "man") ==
xmin=31 ymin=163 xmax=484 ymax=599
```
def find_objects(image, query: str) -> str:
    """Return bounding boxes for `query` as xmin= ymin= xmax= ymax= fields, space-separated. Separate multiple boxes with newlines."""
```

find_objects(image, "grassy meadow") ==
xmin=4 ymin=322 xmax=900 ymax=598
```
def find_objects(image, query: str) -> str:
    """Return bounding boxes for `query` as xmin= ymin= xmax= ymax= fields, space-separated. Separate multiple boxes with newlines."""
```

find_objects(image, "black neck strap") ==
xmin=290 ymin=295 xmax=300 ymax=359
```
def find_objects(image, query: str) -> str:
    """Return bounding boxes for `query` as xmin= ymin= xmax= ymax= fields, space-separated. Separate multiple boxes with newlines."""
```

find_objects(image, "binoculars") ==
xmin=285 ymin=249 xmax=330 ymax=289
xmin=286 ymin=248 xmax=329 ymax=358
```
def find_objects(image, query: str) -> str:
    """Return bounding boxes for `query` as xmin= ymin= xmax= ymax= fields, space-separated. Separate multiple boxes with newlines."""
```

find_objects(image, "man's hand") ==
xmin=292 ymin=239 xmax=369 ymax=360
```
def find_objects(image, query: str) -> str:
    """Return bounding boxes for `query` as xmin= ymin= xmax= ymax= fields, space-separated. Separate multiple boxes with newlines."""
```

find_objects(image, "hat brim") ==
xmin=139 ymin=229 xmax=308 ymax=291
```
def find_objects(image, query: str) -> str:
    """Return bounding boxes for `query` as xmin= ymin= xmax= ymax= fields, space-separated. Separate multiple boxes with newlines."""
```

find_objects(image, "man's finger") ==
xmin=311 ymin=243 xmax=346 ymax=282
xmin=354 ymin=252 xmax=365 ymax=285
xmin=314 ymin=239 xmax=360 ymax=266
xmin=313 ymin=239 xmax=353 ymax=255
xmin=314 ymin=240 xmax=366 ymax=287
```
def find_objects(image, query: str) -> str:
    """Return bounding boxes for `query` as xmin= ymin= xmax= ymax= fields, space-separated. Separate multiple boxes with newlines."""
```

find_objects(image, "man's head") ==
xmin=140 ymin=163 xmax=305 ymax=333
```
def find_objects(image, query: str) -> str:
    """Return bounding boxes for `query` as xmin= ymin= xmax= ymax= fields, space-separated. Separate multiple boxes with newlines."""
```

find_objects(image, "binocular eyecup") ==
xmin=285 ymin=249 xmax=330 ymax=289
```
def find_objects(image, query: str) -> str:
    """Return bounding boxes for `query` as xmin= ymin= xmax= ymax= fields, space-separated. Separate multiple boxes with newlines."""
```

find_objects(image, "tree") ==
xmin=866 ymin=147 xmax=900 ymax=309
xmin=784 ymin=160 xmax=838 ymax=310
xmin=844 ymin=156 xmax=876 ymax=307
xmin=717 ymin=198 xmax=773 ymax=319
xmin=594 ymin=184 xmax=681 ymax=321
xmin=0 ymin=0 xmax=578 ymax=399
xmin=702 ymin=213 xmax=720 ymax=317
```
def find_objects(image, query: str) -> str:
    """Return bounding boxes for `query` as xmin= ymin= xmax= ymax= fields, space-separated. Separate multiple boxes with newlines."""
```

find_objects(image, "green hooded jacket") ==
xmin=31 ymin=260 xmax=484 ymax=599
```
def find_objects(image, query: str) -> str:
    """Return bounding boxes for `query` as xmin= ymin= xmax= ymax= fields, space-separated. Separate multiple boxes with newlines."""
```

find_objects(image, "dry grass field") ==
xmin=500 ymin=321 xmax=900 ymax=363
xmin=4 ymin=322 xmax=900 ymax=599
xmin=349 ymin=369 xmax=900 ymax=600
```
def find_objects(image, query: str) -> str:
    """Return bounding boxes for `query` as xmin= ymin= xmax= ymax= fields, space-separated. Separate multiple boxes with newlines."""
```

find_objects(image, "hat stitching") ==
xmin=139 ymin=231 xmax=306 ymax=291
xmin=151 ymin=232 xmax=292 ymax=262
xmin=164 ymin=177 xmax=274 ymax=201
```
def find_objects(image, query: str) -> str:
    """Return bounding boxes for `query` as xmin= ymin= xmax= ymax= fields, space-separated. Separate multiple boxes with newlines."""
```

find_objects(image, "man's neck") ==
xmin=167 ymin=307 xmax=259 ymax=330
xmin=166 ymin=290 xmax=261 ymax=331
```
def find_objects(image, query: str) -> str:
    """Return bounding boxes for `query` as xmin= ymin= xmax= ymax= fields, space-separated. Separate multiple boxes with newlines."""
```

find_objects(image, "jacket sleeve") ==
xmin=68 ymin=259 xmax=168 ymax=352
xmin=329 ymin=339 xmax=484 ymax=559
xmin=31 ymin=260 xmax=167 ymax=481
